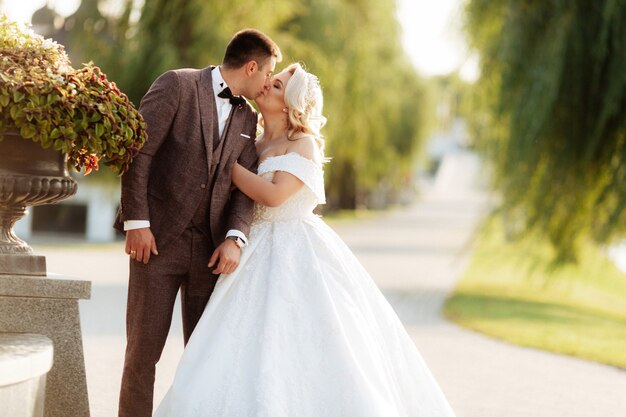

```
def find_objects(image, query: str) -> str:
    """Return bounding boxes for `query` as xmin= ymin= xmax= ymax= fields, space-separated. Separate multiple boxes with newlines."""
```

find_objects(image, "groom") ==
xmin=114 ymin=29 xmax=281 ymax=417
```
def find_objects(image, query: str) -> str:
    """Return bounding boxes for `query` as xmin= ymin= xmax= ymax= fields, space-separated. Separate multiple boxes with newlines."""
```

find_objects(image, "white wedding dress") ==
xmin=154 ymin=153 xmax=457 ymax=417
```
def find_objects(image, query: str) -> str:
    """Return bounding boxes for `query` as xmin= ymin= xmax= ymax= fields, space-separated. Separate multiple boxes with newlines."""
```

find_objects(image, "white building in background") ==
xmin=14 ymin=181 xmax=121 ymax=243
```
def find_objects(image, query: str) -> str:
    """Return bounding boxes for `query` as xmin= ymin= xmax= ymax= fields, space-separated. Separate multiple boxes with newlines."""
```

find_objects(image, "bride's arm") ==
xmin=231 ymin=163 xmax=304 ymax=207
xmin=233 ymin=137 xmax=321 ymax=207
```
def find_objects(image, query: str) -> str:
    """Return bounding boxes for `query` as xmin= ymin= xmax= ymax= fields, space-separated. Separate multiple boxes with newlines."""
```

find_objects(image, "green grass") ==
xmin=444 ymin=218 xmax=626 ymax=369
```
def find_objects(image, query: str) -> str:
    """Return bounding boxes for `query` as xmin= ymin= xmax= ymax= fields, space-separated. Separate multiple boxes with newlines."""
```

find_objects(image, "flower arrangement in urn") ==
xmin=0 ymin=14 xmax=147 ymax=175
xmin=0 ymin=15 xmax=147 ymax=274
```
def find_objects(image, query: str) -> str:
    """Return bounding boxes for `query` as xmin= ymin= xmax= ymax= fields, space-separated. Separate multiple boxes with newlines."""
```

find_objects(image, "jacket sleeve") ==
xmin=119 ymin=70 xmax=181 ymax=221
xmin=225 ymin=115 xmax=258 ymax=237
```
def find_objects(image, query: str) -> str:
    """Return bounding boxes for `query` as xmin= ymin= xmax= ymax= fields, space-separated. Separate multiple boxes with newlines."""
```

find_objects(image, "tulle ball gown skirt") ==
xmin=153 ymin=215 xmax=457 ymax=417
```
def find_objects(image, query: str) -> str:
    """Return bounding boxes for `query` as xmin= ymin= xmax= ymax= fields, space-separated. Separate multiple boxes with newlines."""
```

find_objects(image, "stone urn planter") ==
xmin=0 ymin=131 xmax=77 ymax=275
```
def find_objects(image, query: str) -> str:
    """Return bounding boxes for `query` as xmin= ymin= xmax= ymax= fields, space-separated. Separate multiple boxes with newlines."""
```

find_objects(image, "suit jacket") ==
xmin=114 ymin=66 xmax=258 ymax=249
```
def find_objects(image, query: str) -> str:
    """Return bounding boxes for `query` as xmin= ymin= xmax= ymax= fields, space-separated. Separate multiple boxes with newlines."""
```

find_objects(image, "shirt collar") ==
xmin=212 ymin=66 xmax=228 ymax=98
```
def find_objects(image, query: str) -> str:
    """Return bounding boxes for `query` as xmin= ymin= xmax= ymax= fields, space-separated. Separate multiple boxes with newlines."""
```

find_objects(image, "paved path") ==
xmin=40 ymin=151 xmax=626 ymax=416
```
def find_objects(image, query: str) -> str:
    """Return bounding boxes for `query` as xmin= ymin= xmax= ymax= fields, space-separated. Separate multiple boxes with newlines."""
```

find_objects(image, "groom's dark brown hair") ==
xmin=222 ymin=28 xmax=282 ymax=69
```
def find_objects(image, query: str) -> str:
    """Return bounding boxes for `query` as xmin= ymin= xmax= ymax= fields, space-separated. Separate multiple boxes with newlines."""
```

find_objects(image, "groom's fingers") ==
xmin=221 ymin=262 xmax=236 ymax=274
xmin=142 ymin=246 xmax=151 ymax=264
xmin=218 ymin=260 xmax=238 ymax=275
xmin=135 ymin=244 xmax=145 ymax=263
xmin=215 ymin=259 xmax=235 ymax=275
xmin=215 ymin=258 xmax=230 ymax=274
xmin=209 ymin=242 xmax=240 ymax=274
xmin=208 ymin=249 xmax=220 ymax=268
xmin=222 ymin=262 xmax=235 ymax=274
xmin=135 ymin=241 xmax=150 ymax=263
xmin=126 ymin=228 xmax=156 ymax=264
xmin=214 ymin=262 xmax=224 ymax=274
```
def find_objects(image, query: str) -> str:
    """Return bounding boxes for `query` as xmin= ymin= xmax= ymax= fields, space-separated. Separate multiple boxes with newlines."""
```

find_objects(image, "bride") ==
xmin=153 ymin=63 xmax=457 ymax=417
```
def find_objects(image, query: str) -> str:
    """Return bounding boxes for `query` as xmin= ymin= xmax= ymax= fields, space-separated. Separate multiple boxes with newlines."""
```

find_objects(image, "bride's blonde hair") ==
xmin=283 ymin=63 xmax=328 ymax=157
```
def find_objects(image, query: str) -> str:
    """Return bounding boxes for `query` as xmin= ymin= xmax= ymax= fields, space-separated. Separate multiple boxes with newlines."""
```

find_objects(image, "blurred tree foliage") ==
xmin=57 ymin=0 xmax=428 ymax=210
xmin=464 ymin=0 xmax=626 ymax=261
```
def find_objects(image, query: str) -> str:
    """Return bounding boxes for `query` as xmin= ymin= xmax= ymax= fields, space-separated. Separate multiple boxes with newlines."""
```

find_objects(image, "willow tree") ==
xmin=466 ymin=0 xmax=626 ymax=260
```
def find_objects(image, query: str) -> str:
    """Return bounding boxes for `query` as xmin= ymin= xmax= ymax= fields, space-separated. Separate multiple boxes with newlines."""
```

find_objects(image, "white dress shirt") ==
xmin=124 ymin=66 xmax=247 ymax=245
xmin=211 ymin=66 xmax=233 ymax=138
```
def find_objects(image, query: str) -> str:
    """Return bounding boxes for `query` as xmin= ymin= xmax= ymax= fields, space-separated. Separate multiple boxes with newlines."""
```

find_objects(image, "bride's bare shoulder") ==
xmin=286 ymin=135 xmax=322 ymax=164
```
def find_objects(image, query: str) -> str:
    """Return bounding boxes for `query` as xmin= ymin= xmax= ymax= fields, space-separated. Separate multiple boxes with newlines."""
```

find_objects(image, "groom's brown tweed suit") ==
xmin=114 ymin=66 xmax=258 ymax=417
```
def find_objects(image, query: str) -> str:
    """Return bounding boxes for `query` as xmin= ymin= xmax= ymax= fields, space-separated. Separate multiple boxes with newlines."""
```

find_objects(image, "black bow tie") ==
xmin=218 ymin=87 xmax=245 ymax=105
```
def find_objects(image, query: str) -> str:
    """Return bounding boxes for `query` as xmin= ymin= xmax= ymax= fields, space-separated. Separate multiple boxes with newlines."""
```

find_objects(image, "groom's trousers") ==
xmin=118 ymin=226 xmax=219 ymax=417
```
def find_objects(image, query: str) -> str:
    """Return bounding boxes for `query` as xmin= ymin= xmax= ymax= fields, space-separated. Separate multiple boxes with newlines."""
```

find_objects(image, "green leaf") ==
xmin=53 ymin=139 xmax=64 ymax=151
xmin=50 ymin=128 xmax=61 ymax=139
xmin=0 ymin=95 xmax=9 ymax=107
xmin=47 ymin=95 xmax=59 ymax=105
xmin=19 ymin=124 xmax=36 ymax=139
xmin=95 ymin=123 xmax=104 ymax=138
xmin=13 ymin=91 xmax=25 ymax=103
xmin=40 ymin=135 xmax=52 ymax=148
xmin=9 ymin=105 xmax=21 ymax=120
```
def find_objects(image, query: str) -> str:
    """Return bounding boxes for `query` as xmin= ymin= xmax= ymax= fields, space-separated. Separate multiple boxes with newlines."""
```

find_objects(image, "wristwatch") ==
xmin=226 ymin=235 xmax=245 ymax=248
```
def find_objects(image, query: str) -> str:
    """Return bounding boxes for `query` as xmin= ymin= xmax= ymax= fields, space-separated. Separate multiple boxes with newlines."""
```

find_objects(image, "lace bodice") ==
xmin=253 ymin=152 xmax=326 ymax=223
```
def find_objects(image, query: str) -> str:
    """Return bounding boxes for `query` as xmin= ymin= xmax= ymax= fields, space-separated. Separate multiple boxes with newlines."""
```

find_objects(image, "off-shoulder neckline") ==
xmin=258 ymin=152 xmax=322 ymax=170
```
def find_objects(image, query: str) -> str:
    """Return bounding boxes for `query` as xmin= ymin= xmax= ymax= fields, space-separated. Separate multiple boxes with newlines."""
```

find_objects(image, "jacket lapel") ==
xmin=220 ymin=104 xmax=247 ymax=163
xmin=197 ymin=66 xmax=219 ymax=171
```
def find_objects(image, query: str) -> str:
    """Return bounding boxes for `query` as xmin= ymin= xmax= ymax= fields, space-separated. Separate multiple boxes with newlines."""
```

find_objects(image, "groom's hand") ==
xmin=126 ymin=228 xmax=158 ymax=264
xmin=208 ymin=240 xmax=241 ymax=275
